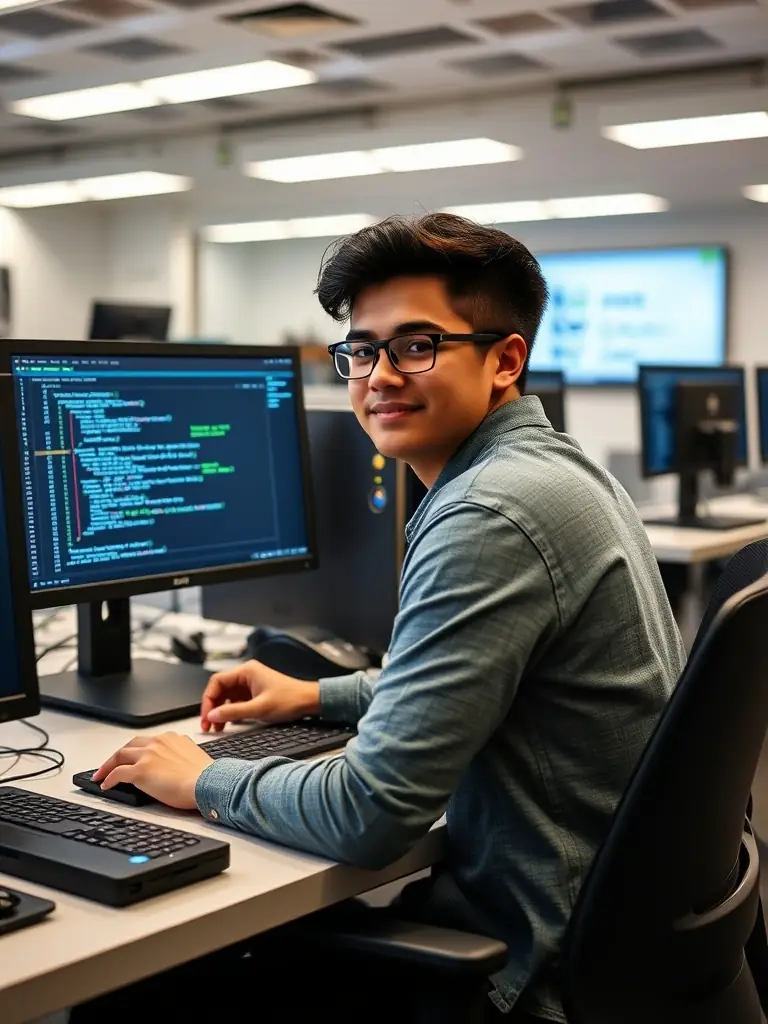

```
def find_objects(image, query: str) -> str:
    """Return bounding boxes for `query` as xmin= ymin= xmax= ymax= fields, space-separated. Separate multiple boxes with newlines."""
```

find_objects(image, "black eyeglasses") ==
xmin=327 ymin=333 xmax=504 ymax=381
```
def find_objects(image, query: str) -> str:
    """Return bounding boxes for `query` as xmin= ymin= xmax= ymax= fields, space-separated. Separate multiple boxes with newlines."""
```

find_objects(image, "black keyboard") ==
xmin=0 ymin=787 xmax=229 ymax=906
xmin=200 ymin=721 xmax=354 ymax=762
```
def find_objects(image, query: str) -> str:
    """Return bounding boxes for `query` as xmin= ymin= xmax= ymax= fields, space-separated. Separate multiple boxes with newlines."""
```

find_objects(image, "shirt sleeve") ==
xmin=318 ymin=671 xmax=375 ymax=724
xmin=195 ymin=500 xmax=560 ymax=869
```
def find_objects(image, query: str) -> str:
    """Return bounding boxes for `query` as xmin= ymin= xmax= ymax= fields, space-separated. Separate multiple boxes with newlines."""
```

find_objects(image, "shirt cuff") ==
xmin=319 ymin=671 xmax=366 ymax=722
xmin=195 ymin=757 xmax=259 ymax=827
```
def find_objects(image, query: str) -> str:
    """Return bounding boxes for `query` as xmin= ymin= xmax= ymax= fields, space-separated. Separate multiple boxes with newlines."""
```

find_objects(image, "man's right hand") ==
xmin=200 ymin=661 xmax=321 ymax=733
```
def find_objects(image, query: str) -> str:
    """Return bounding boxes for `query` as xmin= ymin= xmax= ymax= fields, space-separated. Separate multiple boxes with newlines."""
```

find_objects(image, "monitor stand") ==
xmin=643 ymin=470 xmax=768 ymax=532
xmin=39 ymin=599 xmax=210 ymax=728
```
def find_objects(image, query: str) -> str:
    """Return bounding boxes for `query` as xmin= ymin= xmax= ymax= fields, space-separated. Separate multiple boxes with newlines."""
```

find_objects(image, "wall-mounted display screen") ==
xmin=530 ymin=246 xmax=728 ymax=386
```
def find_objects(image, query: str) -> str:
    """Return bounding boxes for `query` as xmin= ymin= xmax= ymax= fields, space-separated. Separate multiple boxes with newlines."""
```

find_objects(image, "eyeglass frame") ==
xmin=326 ymin=333 xmax=506 ymax=380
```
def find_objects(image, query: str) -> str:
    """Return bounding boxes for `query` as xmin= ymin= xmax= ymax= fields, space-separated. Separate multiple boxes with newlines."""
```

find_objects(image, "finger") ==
xmin=201 ymin=670 xmax=244 ymax=720
xmin=92 ymin=740 xmax=150 ymax=781
xmin=207 ymin=697 xmax=263 ymax=725
xmin=101 ymin=764 xmax=141 ymax=791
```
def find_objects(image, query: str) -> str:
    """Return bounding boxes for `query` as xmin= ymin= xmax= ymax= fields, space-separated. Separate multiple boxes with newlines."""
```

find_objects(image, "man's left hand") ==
xmin=92 ymin=734 xmax=214 ymax=810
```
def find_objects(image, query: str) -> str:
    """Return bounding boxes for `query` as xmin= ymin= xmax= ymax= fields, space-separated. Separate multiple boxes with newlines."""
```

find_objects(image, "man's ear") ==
xmin=492 ymin=334 xmax=527 ymax=392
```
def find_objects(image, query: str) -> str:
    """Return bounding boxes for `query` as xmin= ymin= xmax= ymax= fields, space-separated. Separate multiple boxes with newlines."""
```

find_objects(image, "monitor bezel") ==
xmin=531 ymin=243 xmax=731 ymax=388
xmin=0 ymin=339 xmax=318 ymax=611
xmin=89 ymin=301 xmax=172 ymax=342
xmin=638 ymin=363 xmax=748 ymax=480
xmin=0 ymin=430 xmax=40 ymax=723
xmin=757 ymin=367 xmax=768 ymax=467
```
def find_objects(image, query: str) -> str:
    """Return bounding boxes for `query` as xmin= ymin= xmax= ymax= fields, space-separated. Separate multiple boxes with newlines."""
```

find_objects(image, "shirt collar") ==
xmin=405 ymin=395 xmax=550 ymax=542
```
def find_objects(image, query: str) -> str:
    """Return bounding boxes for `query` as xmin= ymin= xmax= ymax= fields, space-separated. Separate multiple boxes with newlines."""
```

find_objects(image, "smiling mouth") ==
xmin=370 ymin=405 xmax=423 ymax=421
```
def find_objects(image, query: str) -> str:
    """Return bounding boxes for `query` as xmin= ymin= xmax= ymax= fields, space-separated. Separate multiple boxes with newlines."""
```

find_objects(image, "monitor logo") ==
xmin=706 ymin=393 xmax=720 ymax=416
xmin=173 ymin=576 xmax=190 ymax=587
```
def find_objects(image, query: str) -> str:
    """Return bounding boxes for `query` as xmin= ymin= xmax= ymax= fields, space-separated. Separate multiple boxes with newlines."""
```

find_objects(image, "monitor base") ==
xmin=643 ymin=514 xmax=767 ymax=532
xmin=39 ymin=659 xmax=210 ymax=728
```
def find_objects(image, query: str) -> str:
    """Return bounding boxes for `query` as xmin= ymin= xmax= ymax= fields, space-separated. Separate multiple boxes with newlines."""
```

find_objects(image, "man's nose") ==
xmin=369 ymin=347 xmax=404 ymax=389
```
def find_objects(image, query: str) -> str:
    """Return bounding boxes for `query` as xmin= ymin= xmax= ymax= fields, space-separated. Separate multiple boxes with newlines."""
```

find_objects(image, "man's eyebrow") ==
xmin=344 ymin=320 xmax=445 ymax=341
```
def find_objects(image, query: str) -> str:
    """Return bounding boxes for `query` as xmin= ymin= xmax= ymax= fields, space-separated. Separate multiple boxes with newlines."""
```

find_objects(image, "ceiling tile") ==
xmin=57 ymin=0 xmax=152 ymax=18
xmin=672 ymin=0 xmax=756 ymax=7
xmin=0 ymin=9 xmax=89 ymax=37
xmin=616 ymin=27 xmax=722 ymax=54
xmin=313 ymin=75 xmax=388 ymax=94
xmin=272 ymin=47 xmax=335 ymax=67
xmin=555 ymin=0 xmax=670 ymax=27
xmin=0 ymin=62 xmax=45 ymax=82
xmin=159 ymin=0 xmax=219 ymax=7
xmin=84 ymin=37 xmax=189 ymax=60
xmin=474 ymin=12 xmax=561 ymax=36
xmin=333 ymin=25 xmax=479 ymax=59
xmin=225 ymin=3 xmax=358 ymax=38
xmin=452 ymin=52 xmax=547 ymax=76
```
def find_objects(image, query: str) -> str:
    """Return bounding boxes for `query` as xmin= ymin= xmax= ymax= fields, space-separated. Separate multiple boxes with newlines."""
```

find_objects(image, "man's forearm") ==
xmin=319 ymin=671 xmax=375 ymax=724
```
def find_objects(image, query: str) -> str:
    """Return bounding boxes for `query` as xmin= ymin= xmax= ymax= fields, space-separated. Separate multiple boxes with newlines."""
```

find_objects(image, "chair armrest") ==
xmin=284 ymin=913 xmax=508 ymax=976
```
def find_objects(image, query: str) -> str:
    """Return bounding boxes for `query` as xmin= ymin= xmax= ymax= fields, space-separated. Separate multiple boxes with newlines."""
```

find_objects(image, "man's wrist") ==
xmin=297 ymin=681 xmax=321 ymax=717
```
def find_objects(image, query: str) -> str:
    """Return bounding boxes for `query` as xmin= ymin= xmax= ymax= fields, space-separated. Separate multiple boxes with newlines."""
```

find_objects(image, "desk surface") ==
xmin=0 ymin=609 xmax=442 ymax=1023
xmin=641 ymin=494 xmax=768 ymax=564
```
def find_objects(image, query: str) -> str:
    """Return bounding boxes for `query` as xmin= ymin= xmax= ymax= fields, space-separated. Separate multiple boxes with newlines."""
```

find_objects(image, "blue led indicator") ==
xmin=129 ymin=855 xmax=150 ymax=864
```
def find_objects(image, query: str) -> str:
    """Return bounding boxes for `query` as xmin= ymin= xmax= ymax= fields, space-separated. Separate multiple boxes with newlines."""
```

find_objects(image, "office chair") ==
xmin=282 ymin=540 xmax=768 ymax=1024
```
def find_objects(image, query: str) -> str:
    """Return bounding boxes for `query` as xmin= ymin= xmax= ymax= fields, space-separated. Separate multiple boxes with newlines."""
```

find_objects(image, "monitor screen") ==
xmin=10 ymin=348 xmax=313 ymax=601
xmin=0 ymin=455 xmax=22 ymax=707
xmin=89 ymin=302 xmax=171 ymax=342
xmin=639 ymin=365 xmax=747 ymax=478
xmin=531 ymin=246 xmax=728 ymax=386
xmin=758 ymin=368 xmax=768 ymax=466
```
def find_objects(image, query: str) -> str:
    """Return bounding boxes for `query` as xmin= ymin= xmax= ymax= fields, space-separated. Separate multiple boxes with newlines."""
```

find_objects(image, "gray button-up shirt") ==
xmin=196 ymin=395 xmax=685 ymax=1020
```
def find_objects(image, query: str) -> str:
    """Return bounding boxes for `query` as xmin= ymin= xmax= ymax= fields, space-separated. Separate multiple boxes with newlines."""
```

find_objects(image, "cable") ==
xmin=0 ymin=720 xmax=65 ymax=785
xmin=35 ymin=633 xmax=77 ymax=663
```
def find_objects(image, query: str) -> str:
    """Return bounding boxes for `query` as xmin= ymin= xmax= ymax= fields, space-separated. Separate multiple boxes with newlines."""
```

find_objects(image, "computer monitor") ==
xmin=526 ymin=371 xmax=566 ymax=433
xmin=0 ymin=340 xmax=316 ymax=727
xmin=757 ymin=367 xmax=768 ymax=466
xmin=89 ymin=302 xmax=171 ymax=341
xmin=0 ymin=420 xmax=40 ymax=724
xmin=638 ymin=365 xmax=763 ymax=531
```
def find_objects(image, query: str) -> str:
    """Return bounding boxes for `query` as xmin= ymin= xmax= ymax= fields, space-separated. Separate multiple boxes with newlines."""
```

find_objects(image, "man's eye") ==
xmin=351 ymin=346 xmax=375 ymax=359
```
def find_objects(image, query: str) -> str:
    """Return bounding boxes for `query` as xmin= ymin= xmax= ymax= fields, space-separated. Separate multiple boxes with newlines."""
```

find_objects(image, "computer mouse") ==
xmin=171 ymin=631 xmax=207 ymax=665
xmin=0 ymin=889 xmax=20 ymax=919
xmin=246 ymin=625 xmax=371 ymax=680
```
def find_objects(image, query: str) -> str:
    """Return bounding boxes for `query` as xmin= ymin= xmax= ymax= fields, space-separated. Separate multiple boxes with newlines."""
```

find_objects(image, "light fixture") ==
xmin=442 ymin=201 xmax=550 ymax=223
xmin=203 ymin=214 xmax=376 ymax=243
xmin=0 ymin=171 xmax=192 ymax=208
xmin=0 ymin=0 xmax=67 ymax=9
xmin=602 ymin=112 xmax=768 ymax=149
xmin=442 ymin=193 xmax=668 ymax=223
xmin=743 ymin=185 xmax=768 ymax=204
xmin=8 ymin=61 xmax=314 ymax=121
xmin=247 ymin=138 xmax=521 ymax=183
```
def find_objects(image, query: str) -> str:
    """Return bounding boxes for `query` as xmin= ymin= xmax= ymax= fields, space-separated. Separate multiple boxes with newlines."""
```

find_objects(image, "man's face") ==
xmin=345 ymin=275 xmax=515 ymax=486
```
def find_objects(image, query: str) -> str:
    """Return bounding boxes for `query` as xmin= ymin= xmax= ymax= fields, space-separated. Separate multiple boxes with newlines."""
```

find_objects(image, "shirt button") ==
xmin=208 ymin=809 xmax=219 ymax=821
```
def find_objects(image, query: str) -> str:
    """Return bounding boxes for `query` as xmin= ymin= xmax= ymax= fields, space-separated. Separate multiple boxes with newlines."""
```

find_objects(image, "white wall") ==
xmin=0 ymin=205 xmax=105 ymax=340
xmin=199 ymin=209 xmax=768 ymax=478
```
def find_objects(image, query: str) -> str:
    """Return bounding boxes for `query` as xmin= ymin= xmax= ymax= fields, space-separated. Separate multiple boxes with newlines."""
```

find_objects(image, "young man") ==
xmin=92 ymin=214 xmax=685 ymax=1021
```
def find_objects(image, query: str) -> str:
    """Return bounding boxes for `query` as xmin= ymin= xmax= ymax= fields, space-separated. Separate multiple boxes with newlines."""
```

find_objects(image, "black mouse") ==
xmin=171 ymin=631 xmax=206 ymax=665
xmin=0 ymin=889 xmax=20 ymax=919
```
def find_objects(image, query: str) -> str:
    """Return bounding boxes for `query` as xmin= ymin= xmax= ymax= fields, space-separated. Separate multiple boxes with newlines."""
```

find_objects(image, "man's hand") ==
xmin=200 ymin=660 xmax=321 ymax=733
xmin=92 ymin=734 xmax=214 ymax=810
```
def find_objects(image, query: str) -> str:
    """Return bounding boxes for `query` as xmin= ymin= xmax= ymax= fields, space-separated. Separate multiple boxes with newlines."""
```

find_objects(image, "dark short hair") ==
xmin=315 ymin=212 xmax=548 ymax=392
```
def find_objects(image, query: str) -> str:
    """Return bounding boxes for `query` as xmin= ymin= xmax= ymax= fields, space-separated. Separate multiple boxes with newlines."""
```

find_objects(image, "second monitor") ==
xmin=0 ymin=340 xmax=316 ymax=726
xmin=639 ymin=364 xmax=764 ymax=530
xmin=526 ymin=370 xmax=566 ymax=433
xmin=758 ymin=367 xmax=768 ymax=467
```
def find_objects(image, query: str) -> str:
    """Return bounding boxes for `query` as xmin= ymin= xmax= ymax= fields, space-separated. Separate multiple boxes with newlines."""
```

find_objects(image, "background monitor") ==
xmin=0 ymin=340 xmax=316 ymax=726
xmin=526 ymin=370 xmax=566 ymax=432
xmin=0 ymin=426 xmax=39 ymax=724
xmin=638 ymin=365 xmax=762 ymax=531
xmin=531 ymin=246 xmax=728 ymax=386
xmin=89 ymin=302 xmax=171 ymax=341
xmin=758 ymin=367 xmax=768 ymax=466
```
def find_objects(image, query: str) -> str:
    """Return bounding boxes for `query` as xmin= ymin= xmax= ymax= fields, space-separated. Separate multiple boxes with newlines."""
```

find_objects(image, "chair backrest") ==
xmin=689 ymin=540 xmax=768 ymax=662
xmin=561 ymin=544 xmax=768 ymax=1024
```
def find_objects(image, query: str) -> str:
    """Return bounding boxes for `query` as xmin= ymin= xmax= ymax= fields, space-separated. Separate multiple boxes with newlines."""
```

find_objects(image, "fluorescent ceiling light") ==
xmin=0 ymin=171 xmax=192 ymax=208
xmin=8 ymin=61 xmax=314 ymax=121
xmin=0 ymin=0 xmax=67 ymax=9
xmin=247 ymin=138 xmax=520 ymax=183
xmin=743 ymin=184 xmax=768 ymax=203
xmin=374 ymin=138 xmax=519 ymax=172
xmin=602 ymin=112 xmax=768 ymax=149
xmin=442 ymin=201 xmax=550 ymax=223
xmin=10 ymin=83 xmax=155 ymax=121
xmin=547 ymin=193 xmax=668 ymax=218
xmin=442 ymin=193 xmax=668 ymax=223
xmin=251 ymin=151 xmax=381 ymax=183
xmin=203 ymin=214 xmax=375 ymax=243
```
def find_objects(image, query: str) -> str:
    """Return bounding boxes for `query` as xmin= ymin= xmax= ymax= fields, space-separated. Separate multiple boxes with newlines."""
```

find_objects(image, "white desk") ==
xmin=643 ymin=494 xmax=768 ymax=565
xmin=0 ymin=608 xmax=443 ymax=1024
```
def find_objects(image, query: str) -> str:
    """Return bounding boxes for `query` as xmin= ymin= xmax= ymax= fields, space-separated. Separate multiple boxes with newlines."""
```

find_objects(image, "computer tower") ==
xmin=201 ymin=391 xmax=426 ymax=656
